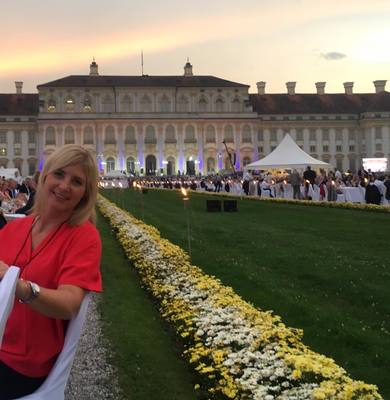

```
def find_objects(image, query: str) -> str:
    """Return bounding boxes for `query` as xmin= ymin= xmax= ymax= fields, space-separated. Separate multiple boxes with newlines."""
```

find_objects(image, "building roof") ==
xmin=249 ymin=92 xmax=390 ymax=114
xmin=0 ymin=94 xmax=39 ymax=115
xmin=37 ymin=75 xmax=249 ymax=89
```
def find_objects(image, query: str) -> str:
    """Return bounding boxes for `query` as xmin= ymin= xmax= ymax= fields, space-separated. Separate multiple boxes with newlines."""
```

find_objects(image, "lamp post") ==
xmin=181 ymin=187 xmax=191 ymax=258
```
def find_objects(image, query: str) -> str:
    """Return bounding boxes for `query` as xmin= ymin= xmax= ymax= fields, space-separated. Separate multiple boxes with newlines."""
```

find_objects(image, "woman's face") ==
xmin=43 ymin=163 xmax=87 ymax=216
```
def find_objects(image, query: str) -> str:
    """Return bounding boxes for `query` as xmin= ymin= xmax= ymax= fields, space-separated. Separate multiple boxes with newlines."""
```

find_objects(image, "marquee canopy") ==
xmin=245 ymin=134 xmax=333 ymax=170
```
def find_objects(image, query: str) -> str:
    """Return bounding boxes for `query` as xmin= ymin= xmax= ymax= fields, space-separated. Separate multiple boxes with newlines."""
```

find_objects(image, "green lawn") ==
xmin=97 ymin=211 xmax=197 ymax=400
xmin=102 ymin=188 xmax=390 ymax=398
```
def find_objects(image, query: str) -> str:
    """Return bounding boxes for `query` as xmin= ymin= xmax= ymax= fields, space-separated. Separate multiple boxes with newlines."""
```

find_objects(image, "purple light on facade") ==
xmin=218 ymin=157 xmax=223 ymax=170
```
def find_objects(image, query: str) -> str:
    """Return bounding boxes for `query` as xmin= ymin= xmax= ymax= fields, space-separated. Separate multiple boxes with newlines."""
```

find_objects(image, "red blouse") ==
xmin=0 ymin=216 xmax=102 ymax=377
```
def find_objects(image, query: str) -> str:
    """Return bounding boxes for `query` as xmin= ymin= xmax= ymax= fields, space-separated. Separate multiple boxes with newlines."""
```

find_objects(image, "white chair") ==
xmin=0 ymin=266 xmax=20 ymax=347
xmin=19 ymin=293 xmax=91 ymax=400
xmin=0 ymin=267 xmax=91 ymax=400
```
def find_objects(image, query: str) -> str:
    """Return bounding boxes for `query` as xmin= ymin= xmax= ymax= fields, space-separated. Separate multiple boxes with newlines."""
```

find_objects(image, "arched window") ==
xmin=64 ymin=126 xmax=75 ymax=144
xmin=64 ymin=96 xmax=75 ymax=112
xmin=184 ymin=125 xmax=196 ymax=143
xmin=215 ymin=97 xmax=224 ymax=112
xmin=83 ymin=126 xmax=94 ymax=145
xmin=45 ymin=126 xmax=56 ymax=145
xmin=0 ymin=158 xmax=8 ymax=168
xmin=159 ymin=95 xmax=170 ymax=112
xmin=145 ymin=154 xmax=157 ymax=175
xmin=177 ymin=95 xmax=189 ymax=112
xmin=198 ymin=97 xmax=208 ymax=112
xmin=241 ymin=125 xmax=252 ymax=143
xmin=121 ymin=95 xmax=133 ymax=112
xmin=13 ymin=158 xmax=23 ymax=173
xmin=231 ymin=97 xmax=242 ymax=112
xmin=242 ymin=156 xmax=251 ymax=167
xmin=102 ymin=95 xmax=114 ymax=113
xmin=105 ymin=126 xmax=116 ymax=144
xmin=125 ymin=126 xmax=136 ymax=144
xmin=106 ymin=157 xmax=115 ymax=172
xmin=165 ymin=125 xmax=176 ymax=143
xmin=223 ymin=125 xmax=234 ymax=143
xmin=166 ymin=156 xmax=175 ymax=176
xmin=140 ymin=95 xmax=152 ymax=112
xmin=206 ymin=157 xmax=215 ymax=172
xmin=205 ymin=125 xmax=216 ymax=143
xmin=145 ymin=126 xmax=156 ymax=144
xmin=126 ymin=157 xmax=135 ymax=173
xmin=83 ymin=96 xmax=92 ymax=112
xmin=48 ymin=98 xmax=56 ymax=112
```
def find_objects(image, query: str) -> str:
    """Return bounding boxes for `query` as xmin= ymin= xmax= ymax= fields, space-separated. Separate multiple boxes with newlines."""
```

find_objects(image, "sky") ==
xmin=1 ymin=0 xmax=390 ymax=94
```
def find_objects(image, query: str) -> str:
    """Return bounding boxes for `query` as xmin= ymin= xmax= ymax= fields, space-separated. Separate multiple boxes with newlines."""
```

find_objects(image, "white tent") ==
xmin=245 ymin=134 xmax=333 ymax=170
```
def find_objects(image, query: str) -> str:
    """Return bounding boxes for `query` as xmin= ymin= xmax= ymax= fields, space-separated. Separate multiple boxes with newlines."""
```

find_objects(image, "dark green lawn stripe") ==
xmin=97 ymin=212 xmax=197 ymax=400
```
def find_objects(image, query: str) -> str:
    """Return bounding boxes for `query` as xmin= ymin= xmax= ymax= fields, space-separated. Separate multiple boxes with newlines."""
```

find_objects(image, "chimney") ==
xmin=89 ymin=59 xmax=99 ymax=76
xmin=15 ymin=81 xmax=23 ymax=94
xmin=256 ymin=81 xmax=266 ymax=95
xmin=315 ymin=82 xmax=326 ymax=95
xmin=286 ymin=81 xmax=296 ymax=95
xmin=343 ymin=82 xmax=354 ymax=95
xmin=373 ymin=80 xmax=387 ymax=93
xmin=184 ymin=59 xmax=193 ymax=77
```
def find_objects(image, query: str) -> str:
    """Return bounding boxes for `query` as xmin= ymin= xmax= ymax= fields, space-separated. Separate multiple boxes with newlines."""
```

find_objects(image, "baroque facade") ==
xmin=1 ymin=61 xmax=390 ymax=176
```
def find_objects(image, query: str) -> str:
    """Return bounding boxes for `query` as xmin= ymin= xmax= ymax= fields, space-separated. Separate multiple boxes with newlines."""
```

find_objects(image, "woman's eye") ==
xmin=54 ymin=170 xmax=64 ymax=177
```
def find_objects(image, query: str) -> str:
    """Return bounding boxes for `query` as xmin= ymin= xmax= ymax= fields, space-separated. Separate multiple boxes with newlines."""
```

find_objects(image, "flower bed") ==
xmin=98 ymin=195 xmax=383 ymax=399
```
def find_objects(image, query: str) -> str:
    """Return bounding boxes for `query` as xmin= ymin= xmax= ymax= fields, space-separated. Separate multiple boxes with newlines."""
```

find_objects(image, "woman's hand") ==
xmin=0 ymin=260 xmax=9 ymax=280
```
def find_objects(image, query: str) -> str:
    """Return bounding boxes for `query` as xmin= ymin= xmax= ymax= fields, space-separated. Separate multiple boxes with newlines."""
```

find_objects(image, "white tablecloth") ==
xmin=341 ymin=187 xmax=365 ymax=203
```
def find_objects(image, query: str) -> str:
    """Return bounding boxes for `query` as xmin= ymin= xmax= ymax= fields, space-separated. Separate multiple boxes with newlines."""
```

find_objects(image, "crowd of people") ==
xmin=100 ymin=167 xmax=390 ymax=206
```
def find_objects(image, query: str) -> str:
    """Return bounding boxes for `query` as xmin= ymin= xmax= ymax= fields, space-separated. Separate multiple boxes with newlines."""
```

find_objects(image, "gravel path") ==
xmin=65 ymin=294 xmax=124 ymax=400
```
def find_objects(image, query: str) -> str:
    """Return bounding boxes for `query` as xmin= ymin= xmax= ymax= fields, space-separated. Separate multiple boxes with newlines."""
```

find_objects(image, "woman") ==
xmin=0 ymin=145 xmax=102 ymax=399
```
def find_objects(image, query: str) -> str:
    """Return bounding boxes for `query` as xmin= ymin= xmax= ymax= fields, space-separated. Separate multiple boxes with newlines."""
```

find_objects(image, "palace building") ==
xmin=1 ymin=60 xmax=390 ymax=176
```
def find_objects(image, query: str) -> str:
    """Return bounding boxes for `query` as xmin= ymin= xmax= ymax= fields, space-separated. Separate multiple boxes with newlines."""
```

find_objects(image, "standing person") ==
xmin=303 ymin=166 xmax=316 ymax=199
xmin=0 ymin=145 xmax=102 ymax=399
xmin=289 ymin=169 xmax=301 ymax=200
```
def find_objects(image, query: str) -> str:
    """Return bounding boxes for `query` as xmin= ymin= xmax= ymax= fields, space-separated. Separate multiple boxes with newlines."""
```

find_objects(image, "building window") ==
xmin=177 ymin=95 xmax=189 ymax=112
xmin=322 ymin=145 xmax=329 ymax=152
xmin=375 ymin=127 xmax=382 ymax=139
xmin=144 ymin=126 xmax=156 ymax=144
xmin=64 ymin=126 xmax=75 ymax=144
xmin=28 ymin=148 xmax=35 ymax=156
xmin=83 ymin=96 xmax=92 ymax=112
xmin=0 ymin=132 xmax=6 ymax=143
xmin=45 ymin=127 xmax=56 ymax=145
xmin=348 ymin=131 xmax=355 ymax=141
xmin=14 ymin=132 xmax=22 ymax=143
xmin=296 ymin=130 xmax=303 ymax=141
xmin=206 ymin=157 xmax=215 ymax=172
xmin=0 ymin=147 xmax=7 ymax=156
xmin=83 ymin=127 xmax=94 ymax=144
xmin=215 ymin=98 xmax=224 ymax=112
xmin=375 ymin=143 xmax=382 ymax=151
xmin=198 ymin=97 xmax=208 ymax=112
xmin=48 ymin=98 xmax=56 ymax=112
xmin=223 ymin=125 xmax=234 ymax=143
xmin=231 ymin=97 xmax=242 ymax=112
xmin=335 ymin=129 xmax=343 ymax=141
xmin=65 ymin=96 xmax=75 ymax=112
xmin=349 ymin=145 xmax=355 ymax=152
xmin=125 ymin=126 xmax=136 ymax=144
xmin=165 ymin=125 xmax=176 ymax=143
xmin=322 ymin=129 xmax=329 ymax=141
xmin=28 ymin=131 xmax=35 ymax=144
xmin=28 ymin=159 xmax=36 ymax=175
xmin=184 ymin=125 xmax=196 ymax=143
xmin=121 ymin=95 xmax=133 ymax=112
xmin=270 ymin=129 xmax=277 ymax=142
xmin=309 ymin=129 xmax=316 ymax=141
xmin=159 ymin=95 xmax=170 ymax=112
xmin=258 ymin=146 xmax=264 ymax=153
xmin=336 ymin=145 xmax=342 ymax=152
xmin=241 ymin=125 xmax=252 ymax=143
xmin=271 ymin=146 xmax=276 ymax=152
xmin=140 ymin=95 xmax=152 ymax=113
xmin=106 ymin=157 xmax=115 ymax=172
xmin=102 ymin=95 xmax=114 ymax=113
xmin=257 ymin=130 xmax=264 ymax=142
xmin=310 ymin=145 xmax=316 ymax=153
xmin=14 ymin=147 xmax=22 ymax=156
xmin=205 ymin=125 xmax=216 ymax=143
xmin=104 ymin=126 xmax=116 ymax=144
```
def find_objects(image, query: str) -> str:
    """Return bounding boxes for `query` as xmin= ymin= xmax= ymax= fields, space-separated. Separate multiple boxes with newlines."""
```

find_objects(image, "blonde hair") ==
xmin=32 ymin=145 xmax=99 ymax=225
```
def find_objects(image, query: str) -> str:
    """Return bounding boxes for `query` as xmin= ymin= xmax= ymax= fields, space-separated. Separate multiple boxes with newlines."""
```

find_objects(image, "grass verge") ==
xmin=96 ymin=210 xmax=197 ymax=400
